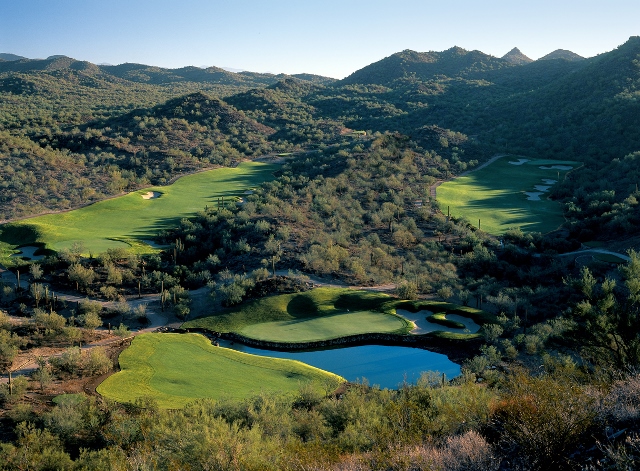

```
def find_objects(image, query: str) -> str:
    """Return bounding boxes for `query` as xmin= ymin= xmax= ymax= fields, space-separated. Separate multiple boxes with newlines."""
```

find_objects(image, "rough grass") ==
xmin=97 ymin=333 xmax=343 ymax=408
xmin=184 ymin=288 xmax=412 ymax=342
xmin=437 ymin=157 xmax=581 ymax=235
xmin=0 ymin=162 xmax=276 ymax=256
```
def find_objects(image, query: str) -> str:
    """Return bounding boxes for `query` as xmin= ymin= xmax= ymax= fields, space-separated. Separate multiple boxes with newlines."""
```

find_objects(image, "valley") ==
xmin=1 ymin=37 xmax=640 ymax=469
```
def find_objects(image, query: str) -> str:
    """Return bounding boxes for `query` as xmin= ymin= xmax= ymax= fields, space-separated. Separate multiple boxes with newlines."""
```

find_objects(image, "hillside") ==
xmin=501 ymin=47 xmax=533 ymax=64
xmin=538 ymin=49 xmax=585 ymax=61
xmin=339 ymin=46 xmax=515 ymax=86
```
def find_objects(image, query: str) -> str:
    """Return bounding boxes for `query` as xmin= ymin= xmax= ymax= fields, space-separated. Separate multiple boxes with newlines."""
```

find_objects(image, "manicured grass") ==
xmin=593 ymin=253 xmax=628 ymax=264
xmin=395 ymin=300 xmax=494 ymax=325
xmin=437 ymin=157 xmax=581 ymax=235
xmin=97 ymin=333 xmax=343 ymax=408
xmin=240 ymin=311 xmax=407 ymax=342
xmin=426 ymin=313 xmax=466 ymax=329
xmin=184 ymin=288 xmax=412 ymax=342
xmin=0 ymin=162 xmax=276 ymax=256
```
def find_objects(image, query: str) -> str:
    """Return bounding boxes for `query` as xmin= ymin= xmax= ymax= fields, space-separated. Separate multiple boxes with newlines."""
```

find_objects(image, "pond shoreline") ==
xmin=177 ymin=327 xmax=482 ymax=364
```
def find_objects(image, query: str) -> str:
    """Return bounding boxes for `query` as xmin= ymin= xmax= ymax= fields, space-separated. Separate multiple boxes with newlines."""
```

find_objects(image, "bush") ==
xmin=490 ymin=370 xmax=600 ymax=469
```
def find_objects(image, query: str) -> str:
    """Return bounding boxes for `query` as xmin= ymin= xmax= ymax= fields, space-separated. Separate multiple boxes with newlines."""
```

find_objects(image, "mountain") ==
xmin=501 ymin=47 xmax=533 ymax=65
xmin=539 ymin=49 xmax=585 ymax=61
xmin=339 ymin=46 xmax=514 ymax=86
xmin=0 ymin=53 xmax=27 ymax=61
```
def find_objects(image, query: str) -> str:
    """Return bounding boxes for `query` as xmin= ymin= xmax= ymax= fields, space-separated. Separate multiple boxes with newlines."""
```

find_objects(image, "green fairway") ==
xmin=97 ymin=333 xmax=344 ymax=408
xmin=437 ymin=157 xmax=581 ymax=235
xmin=184 ymin=288 xmax=411 ymax=342
xmin=0 ymin=161 xmax=276 ymax=255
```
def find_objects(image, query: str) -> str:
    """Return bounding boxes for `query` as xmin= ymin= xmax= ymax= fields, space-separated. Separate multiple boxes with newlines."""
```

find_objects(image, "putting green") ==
xmin=239 ymin=310 xmax=407 ymax=342
xmin=0 ymin=161 xmax=276 ymax=255
xmin=97 ymin=333 xmax=343 ymax=408
xmin=437 ymin=157 xmax=581 ymax=235
xmin=184 ymin=288 xmax=411 ymax=342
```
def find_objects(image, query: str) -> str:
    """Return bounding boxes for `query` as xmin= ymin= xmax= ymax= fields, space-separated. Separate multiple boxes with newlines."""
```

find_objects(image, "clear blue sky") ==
xmin=1 ymin=0 xmax=638 ymax=78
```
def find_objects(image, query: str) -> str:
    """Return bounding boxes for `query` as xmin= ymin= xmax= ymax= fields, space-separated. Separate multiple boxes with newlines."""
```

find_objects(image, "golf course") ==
xmin=0 ymin=161 xmax=276 ymax=257
xmin=437 ymin=157 xmax=582 ymax=234
xmin=183 ymin=288 xmax=414 ymax=342
xmin=97 ymin=333 xmax=343 ymax=408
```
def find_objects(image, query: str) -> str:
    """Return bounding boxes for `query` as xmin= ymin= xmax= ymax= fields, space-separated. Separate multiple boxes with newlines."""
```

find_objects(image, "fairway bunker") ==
xmin=508 ymin=158 xmax=530 ymax=165
xmin=525 ymin=192 xmax=544 ymax=201
xmin=10 ymin=246 xmax=45 ymax=260
xmin=141 ymin=191 xmax=161 ymax=199
xmin=534 ymin=185 xmax=552 ymax=192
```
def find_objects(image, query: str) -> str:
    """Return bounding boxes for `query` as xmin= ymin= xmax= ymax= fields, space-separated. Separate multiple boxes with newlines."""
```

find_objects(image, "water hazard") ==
xmin=217 ymin=340 xmax=461 ymax=389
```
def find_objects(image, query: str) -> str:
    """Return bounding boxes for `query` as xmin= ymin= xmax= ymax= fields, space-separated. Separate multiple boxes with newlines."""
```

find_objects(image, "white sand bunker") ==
xmin=397 ymin=309 xmax=480 ymax=335
xmin=534 ymin=185 xmax=552 ymax=192
xmin=540 ymin=165 xmax=573 ymax=170
xmin=10 ymin=246 xmax=45 ymax=261
xmin=525 ymin=192 xmax=544 ymax=201
xmin=508 ymin=158 xmax=530 ymax=165
xmin=542 ymin=179 xmax=557 ymax=185
xmin=141 ymin=191 xmax=161 ymax=200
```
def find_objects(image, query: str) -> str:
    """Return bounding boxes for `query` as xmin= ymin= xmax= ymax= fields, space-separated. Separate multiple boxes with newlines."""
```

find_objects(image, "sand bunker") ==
xmin=508 ymin=158 xmax=530 ymax=165
xmin=10 ymin=246 xmax=45 ymax=261
xmin=244 ymin=190 xmax=254 ymax=195
xmin=542 ymin=179 xmax=557 ymax=185
xmin=534 ymin=185 xmax=552 ymax=192
xmin=525 ymin=192 xmax=544 ymax=201
xmin=141 ymin=191 xmax=161 ymax=200
xmin=396 ymin=309 xmax=480 ymax=335
xmin=539 ymin=165 xmax=573 ymax=170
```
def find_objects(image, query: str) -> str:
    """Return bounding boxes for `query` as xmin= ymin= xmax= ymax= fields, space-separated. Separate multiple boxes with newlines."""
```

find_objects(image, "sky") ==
xmin=1 ymin=0 xmax=639 ymax=79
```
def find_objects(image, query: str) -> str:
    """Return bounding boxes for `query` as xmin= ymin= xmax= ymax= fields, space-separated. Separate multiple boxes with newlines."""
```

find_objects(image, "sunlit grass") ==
xmin=437 ymin=157 xmax=581 ymax=235
xmin=0 ymin=161 xmax=275 ymax=256
xmin=184 ymin=288 xmax=412 ymax=342
xmin=97 ymin=333 xmax=344 ymax=408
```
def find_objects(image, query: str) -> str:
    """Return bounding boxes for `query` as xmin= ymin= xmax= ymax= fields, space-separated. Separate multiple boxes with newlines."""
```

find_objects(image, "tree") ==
xmin=81 ymin=311 xmax=103 ymax=331
xmin=0 ymin=329 xmax=22 ymax=374
xmin=570 ymin=251 xmax=640 ymax=368
xmin=68 ymin=263 xmax=95 ymax=292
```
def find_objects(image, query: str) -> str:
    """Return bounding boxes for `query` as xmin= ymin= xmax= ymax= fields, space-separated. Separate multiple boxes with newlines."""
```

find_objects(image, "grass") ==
xmin=184 ymin=288 xmax=412 ymax=342
xmin=0 ymin=161 xmax=276 ymax=259
xmin=437 ymin=157 xmax=581 ymax=235
xmin=426 ymin=313 xmax=466 ymax=329
xmin=97 ymin=333 xmax=343 ymax=408
xmin=395 ymin=300 xmax=494 ymax=325
xmin=593 ymin=253 xmax=628 ymax=264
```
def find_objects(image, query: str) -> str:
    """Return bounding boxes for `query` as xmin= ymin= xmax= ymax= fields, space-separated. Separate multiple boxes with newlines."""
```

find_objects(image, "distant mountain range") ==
xmin=0 ymin=44 xmax=588 ymax=81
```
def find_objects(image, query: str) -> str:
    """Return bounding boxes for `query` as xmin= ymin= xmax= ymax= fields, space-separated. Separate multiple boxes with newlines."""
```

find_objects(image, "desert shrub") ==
xmin=0 ymin=376 xmax=29 ymax=404
xmin=490 ymin=370 xmax=600 ymax=469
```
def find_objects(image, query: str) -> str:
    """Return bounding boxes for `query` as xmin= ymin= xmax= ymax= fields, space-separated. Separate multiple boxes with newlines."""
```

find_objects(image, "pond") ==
xmin=217 ymin=340 xmax=461 ymax=389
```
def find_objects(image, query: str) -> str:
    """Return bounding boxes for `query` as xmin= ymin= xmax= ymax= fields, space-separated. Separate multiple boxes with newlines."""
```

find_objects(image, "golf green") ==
xmin=184 ymin=288 xmax=412 ymax=342
xmin=97 ymin=333 xmax=344 ymax=408
xmin=239 ymin=310 xmax=407 ymax=342
xmin=437 ymin=157 xmax=581 ymax=235
xmin=0 ymin=161 xmax=276 ymax=254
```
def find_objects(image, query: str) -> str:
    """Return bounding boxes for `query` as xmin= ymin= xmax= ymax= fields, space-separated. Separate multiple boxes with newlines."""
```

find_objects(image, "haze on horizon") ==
xmin=1 ymin=0 xmax=638 ymax=79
